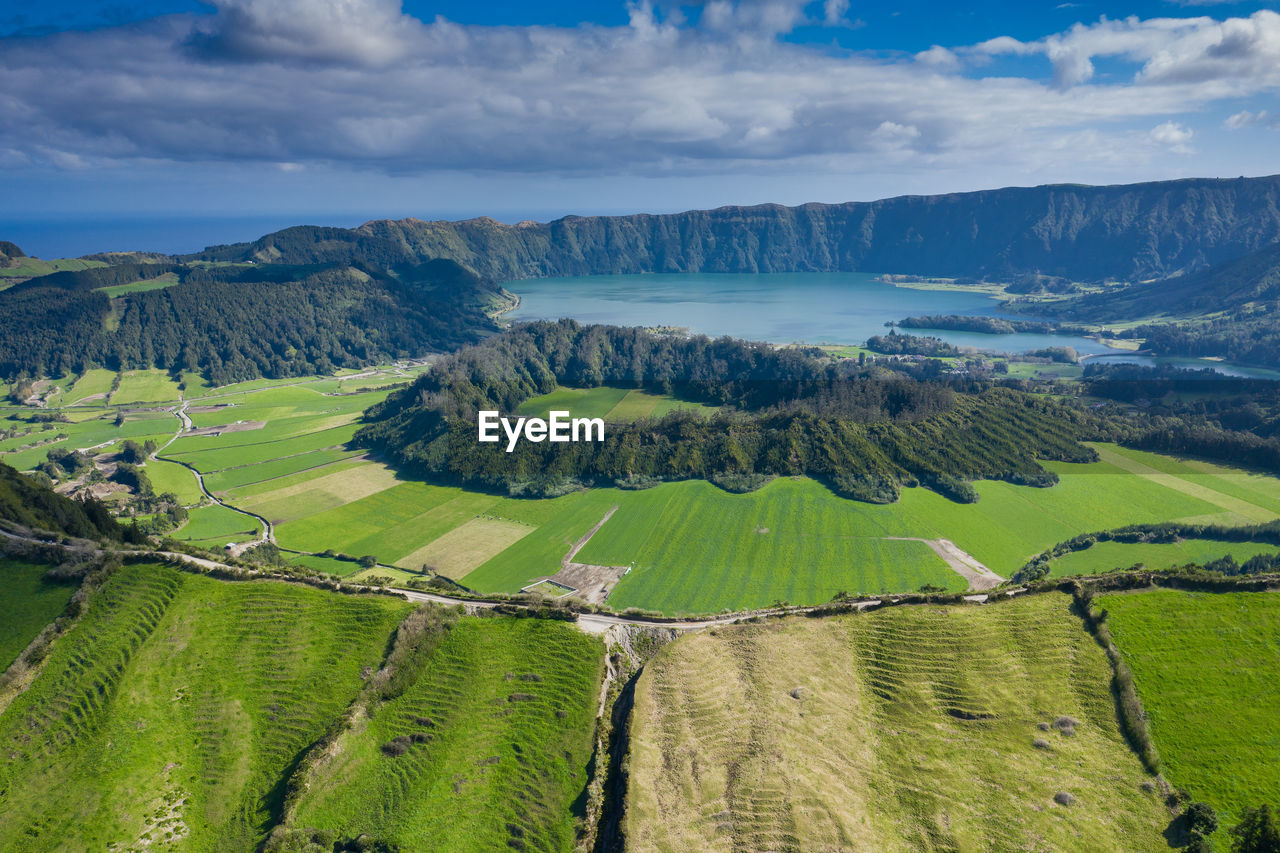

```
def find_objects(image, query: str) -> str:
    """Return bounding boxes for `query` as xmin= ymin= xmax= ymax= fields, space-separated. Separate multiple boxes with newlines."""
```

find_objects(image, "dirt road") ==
xmin=886 ymin=536 xmax=1006 ymax=591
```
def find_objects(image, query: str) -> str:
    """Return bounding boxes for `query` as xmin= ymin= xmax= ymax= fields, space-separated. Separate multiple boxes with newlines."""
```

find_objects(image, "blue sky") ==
xmin=3 ymin=0 xmax=1280 ymax=255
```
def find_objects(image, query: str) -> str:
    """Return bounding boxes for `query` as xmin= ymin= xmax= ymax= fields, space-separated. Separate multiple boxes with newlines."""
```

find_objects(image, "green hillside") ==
xmin=1101 ymin=589 xmax=1280 ymax=827
xmin=0 ymin=564 xmax=412 ymax=851
xmin=284 ymin=616 xmax=604 ymax=851
xmin=0 ymin=560 xmax=78 ymax=670
xmin=0 ymin=459 xmax=122 ymax=541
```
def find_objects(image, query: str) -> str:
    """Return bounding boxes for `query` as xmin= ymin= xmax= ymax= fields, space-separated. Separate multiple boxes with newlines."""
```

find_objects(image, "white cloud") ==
xmin=822 ymin=0 xmax=849 ymax=27
xmin=0 ymin=2 xmax=1278 ymax=182
xmin=189 ymin=0 xmax=427 ymax=66
xmin=915 ymin=45 xmax=960 ymax=69
xmin=1149 ymin=120 xmax=1194 ymax=152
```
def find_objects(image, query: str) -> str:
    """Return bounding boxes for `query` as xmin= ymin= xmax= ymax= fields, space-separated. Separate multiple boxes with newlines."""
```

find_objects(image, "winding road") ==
xmin=154 ymin=400 xmax=275 ymax=552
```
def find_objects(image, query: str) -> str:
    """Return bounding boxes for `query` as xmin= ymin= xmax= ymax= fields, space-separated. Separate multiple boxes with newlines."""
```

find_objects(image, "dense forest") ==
xmin=0 ymin=460 xmax=122 ymax=541
xmin=0 ymin=260 xmax=503 ymax=385
xmin=1084 ymin=363 xmax=1280 ymax=472
xmin=186 ymin=176 xmax=1280 ymax=282
xmin=356 ymin=321 xmax=1094 ymax=502
xmin=895 ymin=315 xmax=1081 ymax=335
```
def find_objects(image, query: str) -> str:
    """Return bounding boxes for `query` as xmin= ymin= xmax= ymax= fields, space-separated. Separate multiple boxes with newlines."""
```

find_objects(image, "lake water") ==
xmin=504 ymin=272 xmax=1125 ymax=356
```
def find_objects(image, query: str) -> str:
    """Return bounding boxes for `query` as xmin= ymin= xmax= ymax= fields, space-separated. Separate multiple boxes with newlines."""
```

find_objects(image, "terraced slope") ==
xmin=625 ymin=594 xmax=1170 ymax=851
xmin=286 ymin=616 xmax=604 ymax=852
xmin=1102 ymin=589 xmax=1280 ymax=825
xmin=0 ymin=564 xmax=411 ymax=852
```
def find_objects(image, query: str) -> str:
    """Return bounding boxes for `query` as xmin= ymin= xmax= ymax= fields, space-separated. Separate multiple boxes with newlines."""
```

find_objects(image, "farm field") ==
xmin=1101 ymin=589 xmax=1280 ymax=826
xmin=234 ymin=430 xmax=1280 ymax=615
xmin=97 ymin=272 xmax=180 ymax=298
xmin=625 ymin=594 xmax=1169 ymax=851
xmin=172 ymin=503 xmax=260 ymax=547
xmin=8 ymin=365 xmax=1280 ymax=616
xmin=0 ymin=257 xmax=105 ymax=282
xmin=1050 ymin=538 xmax=1279 ymax=577
xmin=516 ymin=385 xmax=718 ymax=421
xmin=142 ymin=458 xmax=204 ymax=505
xmin=65 ymin=369 xmax=118 ymax=405
xmin=110 ymin=370 xmax=184 ymax=405
xmin=0 ymin=563 xmax=413 ymax=852
xmin=0 ymin=560 xmax=76 ymax=669
xmin=286 ymin=616 xmax=604 ymax=851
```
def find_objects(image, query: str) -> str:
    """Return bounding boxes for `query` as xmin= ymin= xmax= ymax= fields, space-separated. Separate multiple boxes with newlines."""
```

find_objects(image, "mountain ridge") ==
xmin=184 ymin=174 xmax=1280 ymax=282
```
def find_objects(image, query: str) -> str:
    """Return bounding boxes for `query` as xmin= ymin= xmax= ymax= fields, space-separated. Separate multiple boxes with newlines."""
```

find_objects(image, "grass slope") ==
xmin=626 ymin=594 xmax=1170 ymax=851
xmin=0 ymin=560 xmax=76 ymax=669
xmin=287 ymin=616 xmax=604 ymax=851
xmin=111 ymin=370 xmax=184 ymax=405
xmin=0 ymin=564 xmax=411 ymax=852
xmin=1051 ymin=538 xmax=1278 ymax=577
xmin=1101 ymin=589 xmax=1280 ymax=824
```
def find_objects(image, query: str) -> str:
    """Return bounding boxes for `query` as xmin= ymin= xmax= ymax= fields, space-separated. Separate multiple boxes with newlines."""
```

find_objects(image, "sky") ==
xmin=3 ymin=0 xmax=1280 ymax=255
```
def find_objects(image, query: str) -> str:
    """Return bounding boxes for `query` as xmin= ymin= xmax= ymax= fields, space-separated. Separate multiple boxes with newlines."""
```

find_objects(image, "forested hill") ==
xmin=0 ymin=241 xmax=24 ymax=264
xmin=187 ymin=175 xmax=1280 ymax=282
xmin=1051 ymin=241 xmax=1280 ymax=322
xmin=0 ymin=460 xmax=122 ymax=541
xmin=356 ymin=320 xmax=1095 ymax=503
xmin=0 ymin=260 xmax=503 ymax=385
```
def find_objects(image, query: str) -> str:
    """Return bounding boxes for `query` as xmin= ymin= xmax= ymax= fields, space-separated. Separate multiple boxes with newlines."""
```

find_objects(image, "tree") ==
xmin=1185 ymin=801 xmax=1219 ymax=851
xmin=1231 ymin=805 xmax=1280 ymax=853
xmin=358 ymin=555 xmax=378 ymax=569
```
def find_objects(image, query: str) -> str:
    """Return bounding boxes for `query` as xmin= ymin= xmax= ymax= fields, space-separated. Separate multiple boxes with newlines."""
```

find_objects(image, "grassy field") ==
xmin=625 ymin=594 xmax=1170 ymax=851
xmin=143 ymin=459 xmax=205 ymax=505
xmin=97 ymin=272 xmax=180 ymax=298
xmin=10 ymin=366 xmax=1280 ymax=616
xmin=287 ymin=616 xmax=604 ymax=851
xmin=172 ymin=504 xmax=260 ymax=546
xmin=1051 ymin=538 xmax=1279 ymax=577
xmin=239 ymin=433 xmax=1280 ymax=615
xmin=516 ymin=385 xmax=718 ymax=421
xmin=0 ymin=257 xmax=105 ymax=282
xmin=111 ymin=370 xmax=184 ymax=405
xmin=64 ymin=369 xmax=118 ymax=405
xmin=0 ymin=564 xmax=412 ymax=852
xmin=0 ymin=560 xmax=76 ymax=669
xmin=1101 ymin=589 xmax=1280 ymax=826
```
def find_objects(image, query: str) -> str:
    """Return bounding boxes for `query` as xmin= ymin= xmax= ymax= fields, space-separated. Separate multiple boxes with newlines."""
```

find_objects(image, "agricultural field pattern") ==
xmin=5 ymin=368 xmax=1280 ymax=614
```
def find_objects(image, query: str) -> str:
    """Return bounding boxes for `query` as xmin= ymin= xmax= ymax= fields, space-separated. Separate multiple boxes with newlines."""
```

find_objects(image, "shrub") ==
xmin=1186 ymin=801 xmax=1219 ymax=838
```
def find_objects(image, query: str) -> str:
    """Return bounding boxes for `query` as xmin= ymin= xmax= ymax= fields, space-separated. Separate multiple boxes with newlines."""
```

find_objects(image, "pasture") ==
xmin=516 ymin=385 xmax=717 ymax=421
xmin=8 ymin=365 xmax=1280 ymax=616
xmin=171 ymin=503 xmax=260 ymax=547
xmin=111 ymin=370 xmax=184 ymax=405
xmin=1101 ymin=589 xmax=1280 ymax=825
xmin=1050 ymin=538 xmax=1278 ymax=577
xmin=216 ymin=424 xmax=1280 ymax=615
xmin=0 ymin=560 xmax=76 ymax=670
xmin=287 ymin=616 xmax=603 ymax=851
xmin=625 ymin=594 xmax=1169 ymax=851
xmin=64 ymin=369 xmax=118 ymax=405
xmin=96 ymin=272 xmax=180 ymax=298
xmin=0 ymin=564 xmax=412 ymax=852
